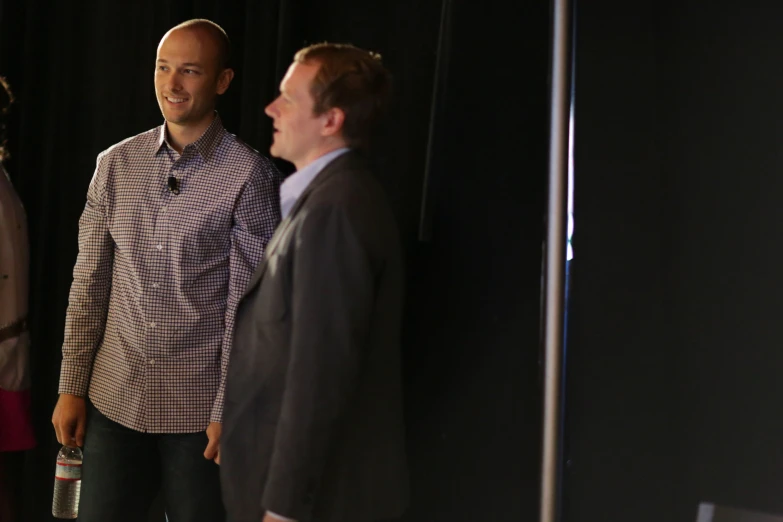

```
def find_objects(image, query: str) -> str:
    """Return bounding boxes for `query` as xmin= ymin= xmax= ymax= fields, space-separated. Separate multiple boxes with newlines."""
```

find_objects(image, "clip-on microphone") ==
xmin=167 ymin=176 xmax=180 ymax=195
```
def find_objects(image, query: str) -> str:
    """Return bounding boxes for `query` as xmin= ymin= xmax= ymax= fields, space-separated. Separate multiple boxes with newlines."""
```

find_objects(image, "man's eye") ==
xmin=157 ymin=65 xmax=168 ymax=72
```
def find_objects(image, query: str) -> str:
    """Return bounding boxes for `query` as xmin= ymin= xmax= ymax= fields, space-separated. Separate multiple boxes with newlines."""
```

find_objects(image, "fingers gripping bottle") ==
xmin=52 ymin=445 xmax=82 ymax=519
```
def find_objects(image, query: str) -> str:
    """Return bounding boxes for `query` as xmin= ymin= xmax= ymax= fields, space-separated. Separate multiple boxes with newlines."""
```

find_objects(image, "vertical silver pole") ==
xmin=540 ymin=0 xmax=572 ymax=521
xmin=418 ymin=0 xmax=452 ymax=242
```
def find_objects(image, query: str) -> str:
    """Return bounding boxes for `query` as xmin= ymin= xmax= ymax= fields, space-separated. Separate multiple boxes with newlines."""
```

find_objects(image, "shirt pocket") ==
xmin=181 ymin=205 xmax=233 ymax=264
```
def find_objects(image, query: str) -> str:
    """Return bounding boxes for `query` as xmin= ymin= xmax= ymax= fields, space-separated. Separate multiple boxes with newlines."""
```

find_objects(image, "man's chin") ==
xmin=164 ymin=115 xmax=189 ymax=125
xmin=161 ymin=107 xmax=197 ymax=125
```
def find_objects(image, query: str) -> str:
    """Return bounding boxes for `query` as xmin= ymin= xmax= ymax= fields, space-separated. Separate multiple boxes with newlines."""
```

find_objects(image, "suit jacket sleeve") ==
xmin=262 ymin=204 xmax=374 ymax=519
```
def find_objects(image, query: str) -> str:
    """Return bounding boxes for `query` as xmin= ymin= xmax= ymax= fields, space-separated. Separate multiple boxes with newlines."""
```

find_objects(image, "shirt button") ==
xmin=152 ymin=283 xmax=159 ymax=289
xmin=156 ymin=244 xmax=163 ymax=250
xmin=161 ymin=207 xmax=167 ymax=213
xmin=149 ymin=359 xmax=155 ymax=365
xmin=149 ymin=322 xmax=156 ymax=328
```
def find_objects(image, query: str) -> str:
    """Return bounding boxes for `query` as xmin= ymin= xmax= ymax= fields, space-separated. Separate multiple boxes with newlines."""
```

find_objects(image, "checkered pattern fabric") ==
xmin=59 ymin=115 xmax=281 ymax=433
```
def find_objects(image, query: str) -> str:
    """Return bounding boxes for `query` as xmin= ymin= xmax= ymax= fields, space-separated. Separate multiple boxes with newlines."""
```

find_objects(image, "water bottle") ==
xmin=52 ymin=445 xmax=82 ymax=519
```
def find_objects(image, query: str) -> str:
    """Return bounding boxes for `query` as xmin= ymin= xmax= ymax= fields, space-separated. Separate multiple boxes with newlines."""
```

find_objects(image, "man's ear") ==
xmin=216 ymin=68 xmax=235 ymax=95
xmin=321 ymin=107 xmax=346 ymax=138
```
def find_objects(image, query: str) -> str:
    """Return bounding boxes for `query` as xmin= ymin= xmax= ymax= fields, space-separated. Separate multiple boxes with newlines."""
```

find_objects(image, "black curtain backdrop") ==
xmin=565 ymin=1 xmax=783 ymax=521
xmin=0 ymin=1 xmax=549 ymax=521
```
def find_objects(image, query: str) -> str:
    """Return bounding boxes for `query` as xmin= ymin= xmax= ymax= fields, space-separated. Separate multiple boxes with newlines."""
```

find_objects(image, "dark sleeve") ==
xmin=262 ymin=205 xmax=374 ymax=519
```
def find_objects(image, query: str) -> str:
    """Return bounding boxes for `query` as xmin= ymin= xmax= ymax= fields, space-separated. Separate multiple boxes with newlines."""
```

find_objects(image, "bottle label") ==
xmin=55 ymin=462 xmax=82 ymax=481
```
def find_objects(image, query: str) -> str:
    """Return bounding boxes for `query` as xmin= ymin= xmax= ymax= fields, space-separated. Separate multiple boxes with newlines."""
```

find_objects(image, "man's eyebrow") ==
xmin=155 ymin=59 xmax=203 ymax=68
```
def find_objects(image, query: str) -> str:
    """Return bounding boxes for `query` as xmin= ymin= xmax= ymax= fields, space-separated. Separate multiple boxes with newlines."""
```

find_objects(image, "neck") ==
xmin=166 ymin=112 xmax=216 ymax=154
xmin=294 ymin=141 xmax=348 ymax=171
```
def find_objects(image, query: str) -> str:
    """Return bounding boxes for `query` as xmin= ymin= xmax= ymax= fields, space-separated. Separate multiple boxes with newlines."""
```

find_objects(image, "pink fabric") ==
xmin=0 ymin=388 xmax=35 ymax=452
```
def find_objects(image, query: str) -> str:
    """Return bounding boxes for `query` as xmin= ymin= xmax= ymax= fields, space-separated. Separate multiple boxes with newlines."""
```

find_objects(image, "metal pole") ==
xmin=419 ymin=0 xmax=452 ymax=242
xmin=540 ymin=0 xmax=572 ymax=521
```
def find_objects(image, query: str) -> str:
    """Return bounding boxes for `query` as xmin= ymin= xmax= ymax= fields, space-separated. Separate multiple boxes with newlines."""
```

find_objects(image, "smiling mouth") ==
xmin=165 ymin=96 xmax=187 ymax=104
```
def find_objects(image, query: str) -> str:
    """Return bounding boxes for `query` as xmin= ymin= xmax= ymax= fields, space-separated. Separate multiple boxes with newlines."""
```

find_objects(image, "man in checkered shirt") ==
xmin=51 ymin=19 xmax=280 ymax=521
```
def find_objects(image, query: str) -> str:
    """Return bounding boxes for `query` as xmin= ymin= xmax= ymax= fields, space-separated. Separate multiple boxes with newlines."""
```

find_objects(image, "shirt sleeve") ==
xmin=58 ymin=153 xmax=114 ymax=397
xmin=210 ymin=157 xmax=281 ymax=423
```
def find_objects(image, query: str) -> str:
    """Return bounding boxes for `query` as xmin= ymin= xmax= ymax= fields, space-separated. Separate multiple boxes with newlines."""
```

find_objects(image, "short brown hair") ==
xmin=294 ymin=43 xmax=392 ymax=150
xmin=171 ymin=19 xmax=231 ymax=70
xmin=0 ymin=77 xmax=13 ymax=161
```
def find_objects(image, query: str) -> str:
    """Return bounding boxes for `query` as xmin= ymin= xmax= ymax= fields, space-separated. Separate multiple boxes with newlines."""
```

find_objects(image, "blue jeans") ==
xmin=78 ymin=403 xmax=225 ymax=522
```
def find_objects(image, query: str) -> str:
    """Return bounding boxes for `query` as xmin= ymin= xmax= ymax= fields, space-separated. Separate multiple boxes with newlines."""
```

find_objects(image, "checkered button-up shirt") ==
xmin=59 ymin=115 xmax=281 ymax=433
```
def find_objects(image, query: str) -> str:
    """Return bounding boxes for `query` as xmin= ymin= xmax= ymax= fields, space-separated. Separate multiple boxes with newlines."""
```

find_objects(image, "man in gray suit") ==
xmin=220 ymin=43 xmax=409 ymax=522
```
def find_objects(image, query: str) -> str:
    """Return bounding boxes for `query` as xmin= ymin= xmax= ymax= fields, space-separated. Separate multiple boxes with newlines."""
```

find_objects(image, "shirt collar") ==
xmin=280 ymin=148 xmax=350 ymax=219
xmin=154 ymin=112 xmax=226 ymax=162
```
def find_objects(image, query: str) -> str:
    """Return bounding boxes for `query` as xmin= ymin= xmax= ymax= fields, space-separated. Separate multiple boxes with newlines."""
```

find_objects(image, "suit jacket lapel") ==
xmin=241 ymin=220 xmax=288 ymax=298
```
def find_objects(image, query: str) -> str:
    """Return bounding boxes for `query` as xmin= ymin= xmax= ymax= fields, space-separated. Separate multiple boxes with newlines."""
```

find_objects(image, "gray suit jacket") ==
xmin=221 ymin=152 xmax=409 ymax=522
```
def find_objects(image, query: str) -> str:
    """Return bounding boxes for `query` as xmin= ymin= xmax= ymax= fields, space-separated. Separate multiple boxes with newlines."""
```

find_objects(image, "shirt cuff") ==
xmin=210 ymin=388 xmax=225 ymax=424
xmin=266 ymin=511 xmax=296 ymax=522
xmin=58 ymin=362 xmax=91 ymax=397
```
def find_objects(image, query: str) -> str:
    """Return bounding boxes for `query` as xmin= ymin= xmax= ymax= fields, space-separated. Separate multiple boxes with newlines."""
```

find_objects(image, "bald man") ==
xmin=51 ymin=19 xmax=281 ymax=521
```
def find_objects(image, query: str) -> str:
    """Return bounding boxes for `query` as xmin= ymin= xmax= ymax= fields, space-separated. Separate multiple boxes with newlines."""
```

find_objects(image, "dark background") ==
xmin=0 ymin=0 xmax=549 ymax=521
xmin=565 ymin=1 xmax=783 ymax=521
xmin=9 ymin=0 xmax=783 ymax=521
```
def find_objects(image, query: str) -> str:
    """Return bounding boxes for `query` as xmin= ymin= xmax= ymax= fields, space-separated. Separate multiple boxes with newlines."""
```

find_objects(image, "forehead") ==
xmin=157 ymin=28 xmax=217 ymax=64
xmin=280 ymin=61 xmax=320 ymax=94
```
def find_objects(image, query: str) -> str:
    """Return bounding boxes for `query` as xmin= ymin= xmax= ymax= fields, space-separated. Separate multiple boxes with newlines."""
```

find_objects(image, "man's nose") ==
xmin=167 ymin=72 xmax=183 ymax=92
xmin=264 ymin=99 xmax=278 ymax=118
